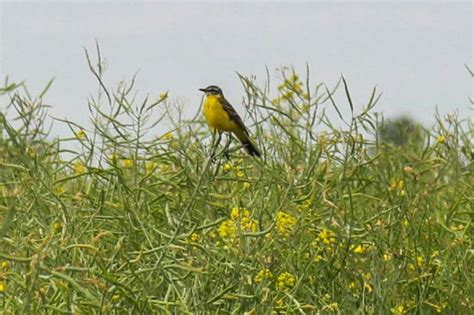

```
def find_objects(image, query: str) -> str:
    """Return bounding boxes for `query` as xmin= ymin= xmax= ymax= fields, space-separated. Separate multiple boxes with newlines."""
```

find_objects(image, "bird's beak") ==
xmin=199 ymin=88 xmax=206 ymax=92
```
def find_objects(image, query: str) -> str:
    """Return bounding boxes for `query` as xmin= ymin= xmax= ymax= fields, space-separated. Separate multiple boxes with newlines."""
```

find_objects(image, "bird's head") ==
xmin=199 ymin=85 xmax=223 ymax=97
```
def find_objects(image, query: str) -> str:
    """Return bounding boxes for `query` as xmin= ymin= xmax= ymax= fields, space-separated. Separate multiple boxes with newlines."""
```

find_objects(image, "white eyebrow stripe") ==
xmin=207 ymin=86 xmax=221 ymax=93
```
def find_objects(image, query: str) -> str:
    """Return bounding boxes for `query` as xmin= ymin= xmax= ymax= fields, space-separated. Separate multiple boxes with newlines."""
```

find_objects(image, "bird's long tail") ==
xmin=235 ymin=130 xmax=261 ymax=157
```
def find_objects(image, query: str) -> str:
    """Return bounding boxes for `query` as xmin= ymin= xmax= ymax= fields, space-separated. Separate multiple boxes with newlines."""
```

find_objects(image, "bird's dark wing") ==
xmin=221 ymin=96 xmax=249 ymax=134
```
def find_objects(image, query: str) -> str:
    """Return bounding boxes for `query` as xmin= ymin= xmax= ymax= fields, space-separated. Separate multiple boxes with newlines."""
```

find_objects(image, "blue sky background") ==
xmin=1 ymin=1 xmax=472 ymax=136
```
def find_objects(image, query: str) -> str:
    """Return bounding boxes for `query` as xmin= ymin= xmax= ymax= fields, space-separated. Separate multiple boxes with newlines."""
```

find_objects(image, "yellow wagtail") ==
xmin=199 ymin=85 xmax=261 ymax=157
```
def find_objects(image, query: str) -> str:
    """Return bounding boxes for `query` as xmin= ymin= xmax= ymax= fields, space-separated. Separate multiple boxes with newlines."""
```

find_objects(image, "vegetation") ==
xmin=1 ymin=49 xmax=472 ymax=314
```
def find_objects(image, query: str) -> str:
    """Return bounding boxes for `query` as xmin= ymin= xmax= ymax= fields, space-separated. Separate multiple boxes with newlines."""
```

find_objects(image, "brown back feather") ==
xmin=220 ymin=96 xmax=249 ymax=135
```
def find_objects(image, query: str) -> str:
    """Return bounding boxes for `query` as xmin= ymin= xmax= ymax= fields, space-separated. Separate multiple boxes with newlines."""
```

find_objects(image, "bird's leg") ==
xmin=210 ymin=129 xmax=217 ymax=161
xmin=216 ymin=132 xmax=223 ymax=147
xmin=211 ymin=130 xmax=222 ymax=162
xmin=223 ymin=134 xmax=232 ymax=160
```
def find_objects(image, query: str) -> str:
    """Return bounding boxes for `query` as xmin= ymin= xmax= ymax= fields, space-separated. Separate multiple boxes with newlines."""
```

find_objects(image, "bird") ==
xmin=199 ymin=85 xmax=261 ymax=157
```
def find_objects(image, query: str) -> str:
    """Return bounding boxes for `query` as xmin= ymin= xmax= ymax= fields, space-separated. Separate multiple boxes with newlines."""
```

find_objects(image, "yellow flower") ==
xmin=292 ymin=83 xmax=303 ymax=94
xmin=75 ymin=129 xmax=86 ymax=140
xmin=160 ymin=132 xmax=173 ymax=141
xmin=297 ymin=199 xmax=312 ymax=212
xmin=53 ymin=221 xmax=62 ymax=233
xmin=111 ymin=294 xmax=121 ymax=303
xmin=25 ymin=146 xmax=37 ymax=157
xmin=230 ymin=207 xmax=240 ymax=220
xmin=437 ymin=135 xmax=446 ymax=144
xmin=276 ymin=272 xmax=295 ymax=291
xmin=317 ymin=228 xmax=336 ymax=246
xmin=416 ymin=255 xmax=424 ymax=268
xmin=0 ymin=282 xmax=6 ymax=293
xmin=348 ymin=281 xmax=357 ymax=290
xmin=159 ymin=92 xmax=168 ymax=100
xmin=389 ymin=179 xmax=404 ymax=191
xmin=54 ymin=185 xmax=65 ymax=194
xmin=254 ymin=268 xmax=273 ymax=283
xmin=108 ymin=154 xmax=118 ymax=163
xmin=233 ymin=207 xmax=257 ymax=232
xmin=220 ymin=208 xmax=258 ymax=240
xmin=1 ymin=261 xmax=9 ymax=269
xmin=218 ymin=220 xmax=236 ymax=238
xmin=272 ymin=97 xmax=281 ymax=106
xmin=242 ymin=182 xmax=251 ymax=190
xmin=282 ymin=91 xmax=294 ymax=100
xmin=73 ymin=161 xmax=86 ymax=174
xmin=240 ymin=216 xmax=257 ymax=232
xmin=397 ymin=180 xmax=404 ymax=189
xmin=121 ymin=159 xmax=133 ymax=168
xmin=353 ymin=244 xmax=365 ymax=254
xmin=289 ymin=73 xmax=299 ymax=82
xmin=275 ymin=299 xmax=284 ymax=307
xmin=189 ymin=233 xmax=200 ymax=242
xmin=223 ymin=163 xmax=232 ymax=172
xmin=301 ymin=103 xmax=310 ymax=113
xmin=145 ymin=161 xmax=158 ymax=173
xmin=236 ymin=170 xmax=245 ymax=178
xmin=275 ymin=211 xmax=297 ymax=237
xmin=383 ymin=252 xmax=393 ymax=261
xmin=364 ymin=282 xmax=373 ymax=293
xmin=391 ymin=305 xmax=405 ymax=314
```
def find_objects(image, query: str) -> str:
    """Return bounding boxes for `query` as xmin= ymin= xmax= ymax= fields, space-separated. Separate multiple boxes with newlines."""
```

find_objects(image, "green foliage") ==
xmin=377 ymin=116 xmax=425 ymax=147
xmin=0 ymin=52 xmax=472 ymax=314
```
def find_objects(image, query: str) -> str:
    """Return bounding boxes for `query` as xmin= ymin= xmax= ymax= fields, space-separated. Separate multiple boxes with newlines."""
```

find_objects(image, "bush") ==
xmin=0 ymin=50 xmax=472 ymax=313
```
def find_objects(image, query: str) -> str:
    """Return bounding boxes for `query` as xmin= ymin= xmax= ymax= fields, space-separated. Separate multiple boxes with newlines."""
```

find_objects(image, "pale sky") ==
xmin=1 ymin=1 xmax=472 ymax=136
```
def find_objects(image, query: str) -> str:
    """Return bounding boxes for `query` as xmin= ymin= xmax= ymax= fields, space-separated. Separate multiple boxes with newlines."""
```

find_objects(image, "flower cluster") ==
xmin=272 ymin=71 xmax=309 ymax=107
xmin=159 ymin=132 xmax=173 ymax=141
xmin=274 ymin=211 xmax=297 ymax=238
xmin=189 ymin=233 xmax=200 ymax=243
xmin=310 ymin=228 xmax=337 ymax=261
xmin=278 ymin=73 xmax=303 ymax=98
xmin=217 ymin=220 xmax=236 ymax=239
xmin=316 ymin=228 xmax=336 ymax=246
xmin=352 ymin=243 xmax=373 ymax=255
xmin=75 ymin=129 xmax=87 ymax=140
xmin=73 ymin=161 xmax=86 ymax=174
xmin=217 ymin=207 xmax=258 ymax=240
xmin=408 ymin=255 xmax=424 ymax=271
xmin=254 ymin=268 xmax=273 ymax=283
xmin=276 ymin=271 xmax=296 ymax=291
xmin=389 ymin=179 xmax=406 ymax=196
xmin=436 ymin=135 xmax=446 ymax=144
xmin=296 ymin=198 xmax=312 ymax=212
xmin=121 ymin=159 xmax=133 ymax=168
xmin=389 ymin=179 xmax=404 ymax=191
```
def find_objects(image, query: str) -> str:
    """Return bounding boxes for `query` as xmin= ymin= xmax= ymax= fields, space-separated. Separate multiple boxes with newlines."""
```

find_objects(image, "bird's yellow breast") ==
xmin=203 ymin=95 xmax=238 ymax=132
